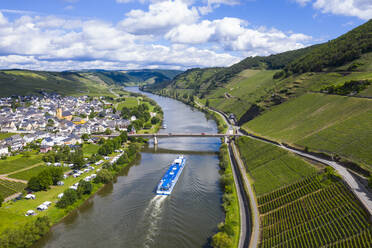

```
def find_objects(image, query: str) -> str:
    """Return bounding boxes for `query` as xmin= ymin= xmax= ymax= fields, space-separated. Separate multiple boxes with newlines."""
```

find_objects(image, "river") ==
xmin=32 ymin=87 xmax=224 ymax=248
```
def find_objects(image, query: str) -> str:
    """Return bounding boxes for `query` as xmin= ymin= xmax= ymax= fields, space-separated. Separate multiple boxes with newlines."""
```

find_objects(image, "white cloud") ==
xmin=120 ymin=0 xmax=199 ymax=35
xmin=0 ymin=0 xmax=313 ymax=71
xmin=295 ymin=0 xmax=372 ymax=20
xmin=313 ymin=0 xmax=372 ymax=20
xmin=166 ymin=17 xmax=312 ymax=55
xmin=294 ymin=0 xmax=312 ymax=6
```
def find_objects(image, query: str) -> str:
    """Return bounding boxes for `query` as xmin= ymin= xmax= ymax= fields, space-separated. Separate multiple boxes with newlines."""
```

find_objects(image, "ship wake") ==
xmin=143 ymin=195 xmax=167 ymax=248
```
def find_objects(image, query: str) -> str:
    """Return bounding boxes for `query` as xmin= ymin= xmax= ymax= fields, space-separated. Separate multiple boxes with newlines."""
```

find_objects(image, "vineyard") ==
xmin=0 ymin=179 xmax=25 ymax=198
xmin=236 ymin=136 xmax=317 ymax=196
xmin=258 ymin=174 xmax=372 ymax=248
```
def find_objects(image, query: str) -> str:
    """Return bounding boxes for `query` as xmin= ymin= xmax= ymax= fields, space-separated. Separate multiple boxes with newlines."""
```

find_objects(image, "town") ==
xmin=0 ymin=93 xmax=155 ymax=157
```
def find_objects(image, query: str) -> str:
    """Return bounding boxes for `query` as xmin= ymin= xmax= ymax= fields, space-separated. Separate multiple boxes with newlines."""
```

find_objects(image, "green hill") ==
xmin=0 ymin=70 xmax=112 ymax=97
xmin=147 ymin=20 xmax=372 ymax=172
xmin=0 ymin=69 xmax=182 ymax=97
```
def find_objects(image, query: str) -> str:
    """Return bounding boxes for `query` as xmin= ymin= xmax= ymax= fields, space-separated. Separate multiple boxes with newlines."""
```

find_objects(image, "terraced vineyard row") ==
xmin=258 ymin=175 xmax=372 ymax=248
xmin=0 ymin=179 xmax=25 ymax=198
xmin=258 ymin=175 xmax=319 ymax=205
xmin=259 ymin=176 xmax=322 ymax=214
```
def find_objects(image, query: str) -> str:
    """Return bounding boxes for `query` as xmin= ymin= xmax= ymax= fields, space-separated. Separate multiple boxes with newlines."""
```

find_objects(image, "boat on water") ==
xmin=156 ymin=156 xmax=186 ymax=195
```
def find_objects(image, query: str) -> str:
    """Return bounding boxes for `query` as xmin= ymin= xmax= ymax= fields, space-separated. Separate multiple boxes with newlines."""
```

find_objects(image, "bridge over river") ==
xmin=95 ymin=132 xmax=242 ymax=144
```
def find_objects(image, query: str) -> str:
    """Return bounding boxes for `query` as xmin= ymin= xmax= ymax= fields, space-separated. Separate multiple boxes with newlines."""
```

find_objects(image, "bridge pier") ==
xmin=154 ymin=136 xmax=158 ymax=145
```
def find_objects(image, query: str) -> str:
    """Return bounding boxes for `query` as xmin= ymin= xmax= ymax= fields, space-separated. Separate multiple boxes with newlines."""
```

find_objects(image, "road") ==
xmin=196 ymin=100 xmax=260 ymax=248
xmin=280 ymin=145 xmax=372 ymax=216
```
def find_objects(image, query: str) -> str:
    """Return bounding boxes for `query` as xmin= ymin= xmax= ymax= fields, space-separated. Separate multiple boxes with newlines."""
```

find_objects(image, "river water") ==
xmin=32 ymin=87 xmax=224 ymax=248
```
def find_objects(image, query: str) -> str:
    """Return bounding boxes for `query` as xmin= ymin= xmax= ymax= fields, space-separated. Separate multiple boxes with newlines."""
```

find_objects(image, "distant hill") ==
xmin=68 ymin=69 xmax=182 ymax=86
xmin=0 ymin=69 xmax=183 ymax=97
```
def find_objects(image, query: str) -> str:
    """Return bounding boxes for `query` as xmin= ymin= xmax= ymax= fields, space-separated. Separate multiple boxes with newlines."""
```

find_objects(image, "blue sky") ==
xmin=0 ymin=0 xmax=370 ymax=71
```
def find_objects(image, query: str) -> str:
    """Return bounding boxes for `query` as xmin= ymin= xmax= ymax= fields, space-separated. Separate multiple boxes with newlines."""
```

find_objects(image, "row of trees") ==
xmin=27 ymin=167 xmax=64 ymax=192
xmin=42 ymin=146 xmax=84 ymax=169
xmin=321 ymin=80 xmax=371 ymax=95
xmin=56 ymin=180 xmax=93 ymax=209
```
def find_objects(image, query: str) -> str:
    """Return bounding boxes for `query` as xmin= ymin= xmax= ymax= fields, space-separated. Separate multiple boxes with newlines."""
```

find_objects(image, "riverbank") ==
xmin=0 ymin=138 xmax=145 ymax=247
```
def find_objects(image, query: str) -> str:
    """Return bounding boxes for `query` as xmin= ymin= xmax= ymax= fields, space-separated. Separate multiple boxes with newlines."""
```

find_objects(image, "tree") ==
xmin=27 ymin=176 xmax=42 ymax=192
xmin=48 ymin=167 xmax=63 ymax=185
xmin=104 ymin=128 xmax=112 ymax=135
xmin=36 ymin=170 xmax=53 ymax=190
xmin=151 ymin=117 xmax=160 ymax=125
xmin=117 ymin=153 xmax=128 ymax=165
xmin=368 ymin=176 xmax=372 ymax=189
xmin=56 ymin=189 xmax=78 ymax=208
xmin=77 ymin=180 xmax=92 ymax=196
xmin=0 ymin=194 xmax=3 ymax=207
xmin=94 ymin=169 xmax=113 ymax=184
xmin=81 ymin=133 xmax=89 ymax=141
xmin=211 ymin=232 xmax=232 ymax=248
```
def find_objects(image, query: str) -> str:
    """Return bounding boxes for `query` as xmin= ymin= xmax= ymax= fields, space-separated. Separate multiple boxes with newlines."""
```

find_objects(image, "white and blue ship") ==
xmin=156 ymin=156 xmax=186 ymax=195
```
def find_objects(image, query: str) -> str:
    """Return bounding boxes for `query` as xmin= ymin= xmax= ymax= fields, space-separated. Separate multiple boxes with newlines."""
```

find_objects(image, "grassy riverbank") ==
xmin=212 ymin=144 xmax=240 ymax=248
xmin=0 ymin=139 xmax=144 ymax=247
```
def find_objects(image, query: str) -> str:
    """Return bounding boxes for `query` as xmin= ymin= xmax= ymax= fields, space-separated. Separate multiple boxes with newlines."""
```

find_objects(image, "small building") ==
xmin=40 ymin=145 xmax=52 ymax=153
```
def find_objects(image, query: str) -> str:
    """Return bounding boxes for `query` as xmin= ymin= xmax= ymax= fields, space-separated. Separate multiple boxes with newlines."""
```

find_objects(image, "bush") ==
xmin=77 ymin=180 xmax=92 ymax=196
xmin=94 ymin=169 xmax=113 ymax=184
xmin=0 ymin=216 xmax=51 ymax=247
xmin=56 ymin=189 xmax=78 ymax=208
xmin=368 ymin=176 xmax=372 ymax=189
xmin=0 ymin=194 xmax=3 ymax=207
xmin=211 ymin=231 xmax=233 ymax=248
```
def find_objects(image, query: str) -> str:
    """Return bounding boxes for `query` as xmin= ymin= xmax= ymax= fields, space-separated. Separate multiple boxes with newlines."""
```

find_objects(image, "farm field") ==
xmin=244 ymin=93 xmax=372 ymax=169
xmin=0 ymin=154 xmax=43 ymax=174
xmin=0 ymin=179 xmax=26 ymax=198
xmin=258 ymin=174 xmax=372 ymax=248
xmin=236 ymin=136 xmax=317 ymax=196
xmin=8 ymin=165 xmax=48 ymax=181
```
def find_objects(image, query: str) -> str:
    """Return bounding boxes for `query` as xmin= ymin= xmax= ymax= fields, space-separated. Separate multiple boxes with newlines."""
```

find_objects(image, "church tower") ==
xmin=56 ymin=104 xmax=62 ymax=119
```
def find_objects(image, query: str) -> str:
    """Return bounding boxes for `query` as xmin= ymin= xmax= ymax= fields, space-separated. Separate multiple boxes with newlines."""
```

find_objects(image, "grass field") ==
xmin=205 ymin=70 xmax=279 ymax=119
xmin=236 ymin=136 xmax=317 ymax=196
xmin=0 ymin=163 xmax=103 ymax=233
xmin=0 ymin=133 xmax=14 ymax=140
xmin=116 ymin=97 xmax=139 ymax=110
xmin=0 ymin=155 xmax=43 ymax=174
xmin=258 ymin=174 xmax=372 ymax=248
xmin=0 ymin=179 xmax=26 ymax=198
xmin=8 ymin=165 xmax=48 ymax=181
xmin=243 ymin=93 xmax=372 ymax=169
xmin=82 ymin=143 xmax=100 ymax=157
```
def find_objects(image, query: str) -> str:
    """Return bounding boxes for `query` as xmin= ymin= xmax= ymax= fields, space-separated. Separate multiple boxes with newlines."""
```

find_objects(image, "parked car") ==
xmin=25 ymin=210 xmax=35 ymax=216
xmin=25 ymin=194 xmax=36 ymax=200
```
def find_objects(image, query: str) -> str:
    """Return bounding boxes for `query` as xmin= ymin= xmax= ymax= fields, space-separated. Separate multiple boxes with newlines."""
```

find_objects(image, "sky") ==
xmin=0 ymin=0 xmax=370 ymax=71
